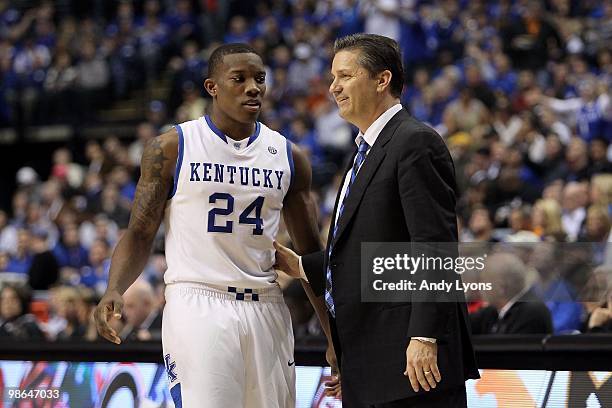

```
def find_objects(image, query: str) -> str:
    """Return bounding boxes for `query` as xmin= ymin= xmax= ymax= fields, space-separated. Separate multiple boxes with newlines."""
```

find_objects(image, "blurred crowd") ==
xmin=1 ymin=0 xmax=611 ymax=343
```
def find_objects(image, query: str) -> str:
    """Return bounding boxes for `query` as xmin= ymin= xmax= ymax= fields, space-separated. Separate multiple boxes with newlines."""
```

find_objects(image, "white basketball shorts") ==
xmin=162 ymin=282 xmax=296 ymax=408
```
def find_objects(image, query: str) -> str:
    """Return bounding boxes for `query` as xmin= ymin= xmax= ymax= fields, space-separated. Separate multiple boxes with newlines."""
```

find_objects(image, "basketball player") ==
xmin=93 ymin=44 xmax=332 ymax=407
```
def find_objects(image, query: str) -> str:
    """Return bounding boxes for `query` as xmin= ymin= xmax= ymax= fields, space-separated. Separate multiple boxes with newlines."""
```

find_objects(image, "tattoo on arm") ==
xmin=128 ymin=138 xmax=172 ymax=237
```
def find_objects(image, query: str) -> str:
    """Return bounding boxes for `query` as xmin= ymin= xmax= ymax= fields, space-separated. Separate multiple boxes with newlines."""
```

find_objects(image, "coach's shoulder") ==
xmin=394 ymin=116 xmax=447 ymax=153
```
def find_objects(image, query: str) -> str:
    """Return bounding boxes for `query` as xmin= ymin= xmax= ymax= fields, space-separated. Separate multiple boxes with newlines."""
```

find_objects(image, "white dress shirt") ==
xmin=335 ymin=103 xmax=403 ymax=225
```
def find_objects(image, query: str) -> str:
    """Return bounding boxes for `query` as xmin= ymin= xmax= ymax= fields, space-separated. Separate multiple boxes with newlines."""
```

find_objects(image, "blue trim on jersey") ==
xmin=286 ymin=139 xmax=295 ymax=189
xmin=246 ymin=122 xmax=261 ymax=146
xmin=168 ymin=125 xmax=185 ymax=199
xmin=170 ymin=384 xmax=182 ymax=408
xmin=205 ymin=115 xmax=261 ymax=146
xmin=205 ymin=115 xmax=228 ymax=143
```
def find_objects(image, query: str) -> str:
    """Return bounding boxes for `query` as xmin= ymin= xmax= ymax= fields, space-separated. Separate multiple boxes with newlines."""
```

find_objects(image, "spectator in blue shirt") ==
xmin=79 ymin=239 xmax=110 ymax=297
xmin=541 ymin=79 xmax=610 ymax=143
xmin=529 ymin=242 xmax=584 ymax=333
xmin=6 ymin=229 xmax=32 ymax=274
xmin=489 ymin=53 xmax=518 ymax=95
xmin=52 ymin=223 xmax=89 ymax=269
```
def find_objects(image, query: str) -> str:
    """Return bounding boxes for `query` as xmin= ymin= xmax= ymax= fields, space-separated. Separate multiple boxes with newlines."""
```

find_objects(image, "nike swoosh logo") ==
xmin=288 ymin=360 xmax=295 ymax=366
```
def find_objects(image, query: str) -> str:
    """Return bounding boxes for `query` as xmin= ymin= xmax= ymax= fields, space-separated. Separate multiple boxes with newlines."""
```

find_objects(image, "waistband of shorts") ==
xmin=166 ymin=281 xmax=284 ymax=303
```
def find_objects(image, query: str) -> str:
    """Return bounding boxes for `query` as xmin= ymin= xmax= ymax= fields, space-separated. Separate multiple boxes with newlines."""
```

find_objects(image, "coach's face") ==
xmin=330 ymin=50 xmax=380 ymax=130
xmin=206 ymin=53 xmax=266 ymax=124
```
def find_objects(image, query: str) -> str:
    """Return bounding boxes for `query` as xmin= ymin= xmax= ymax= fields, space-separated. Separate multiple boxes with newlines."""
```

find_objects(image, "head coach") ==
xmin=274 ymin=33 xmax=479 ymax=407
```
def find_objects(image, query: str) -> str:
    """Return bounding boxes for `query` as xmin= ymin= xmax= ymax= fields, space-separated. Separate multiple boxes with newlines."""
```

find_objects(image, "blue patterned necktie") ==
xmin=325 ymin=139 xmax=370 ymax=317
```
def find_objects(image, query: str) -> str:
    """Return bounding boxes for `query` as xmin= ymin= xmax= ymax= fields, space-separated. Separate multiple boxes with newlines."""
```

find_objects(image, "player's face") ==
xmin=208 ymin=53 xmax=267 ymax=124
xmin=329 ymin=50 xmax=379 ymax=126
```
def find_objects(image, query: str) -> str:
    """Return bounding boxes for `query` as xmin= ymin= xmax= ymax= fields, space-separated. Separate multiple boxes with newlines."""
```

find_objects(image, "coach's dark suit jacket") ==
xmin=302 ymin=108 xmax=479 ymax=404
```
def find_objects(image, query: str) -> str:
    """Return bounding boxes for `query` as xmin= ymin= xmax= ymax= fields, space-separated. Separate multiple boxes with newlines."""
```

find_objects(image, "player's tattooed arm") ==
xmin=106 ymin=130 xmax=178 ymax=295
xmin=95 ymin=129 xmax=178 ymax=344
xmin=129 ymin=136 xmax=173 ymax=236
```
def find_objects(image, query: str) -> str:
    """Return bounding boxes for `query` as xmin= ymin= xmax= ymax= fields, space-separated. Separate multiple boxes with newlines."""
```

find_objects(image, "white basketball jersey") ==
xmin=163 ymin=116 xmax=293 ymax=288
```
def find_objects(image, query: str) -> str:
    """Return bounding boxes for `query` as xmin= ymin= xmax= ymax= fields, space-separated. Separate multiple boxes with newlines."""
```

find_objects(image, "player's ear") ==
xmin=204 ymin=78 xmax=217 ymax=97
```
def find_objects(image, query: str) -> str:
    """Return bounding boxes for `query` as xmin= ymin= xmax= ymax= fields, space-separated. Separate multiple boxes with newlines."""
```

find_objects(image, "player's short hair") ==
xmin=334 ymin=34 xmax=405 ymax=98
xmin=207 ymin=43 xmax=260 ymax=79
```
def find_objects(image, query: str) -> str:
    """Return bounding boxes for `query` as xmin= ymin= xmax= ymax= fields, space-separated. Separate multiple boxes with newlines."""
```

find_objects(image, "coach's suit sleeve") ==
xmin=301 ymin=250 xmax=326 ymax=297
xmin=397 ymin=128 xmax=459 ymax=342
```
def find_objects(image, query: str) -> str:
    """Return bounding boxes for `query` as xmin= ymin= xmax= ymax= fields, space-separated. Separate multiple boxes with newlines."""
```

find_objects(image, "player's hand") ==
xmin=325 ymin=344 xmax=341 ymax=398
xmin=404 ymin=339 xmax=441 ymax=392
xmin=273 ymin=241 xmax=301 ymax=279
xmin=94 ymin=289 xmax=124 ymax=344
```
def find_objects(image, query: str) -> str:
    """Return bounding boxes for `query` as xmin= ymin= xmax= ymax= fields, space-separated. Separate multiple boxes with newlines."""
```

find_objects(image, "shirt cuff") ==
xmin=298 ymin=256 xmax=309 ymax=282
xmin=412 ymin=337 xmax=437 ymax=343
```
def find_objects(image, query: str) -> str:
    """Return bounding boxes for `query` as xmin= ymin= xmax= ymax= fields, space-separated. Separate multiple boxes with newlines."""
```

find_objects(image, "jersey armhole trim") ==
xmin=168 ymin=124 xmax=185 ymax=199
xmin=286 ymin=138 xmax=294 ymax=190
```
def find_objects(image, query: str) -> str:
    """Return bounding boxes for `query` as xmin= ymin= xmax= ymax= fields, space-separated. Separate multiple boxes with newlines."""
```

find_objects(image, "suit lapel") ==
xmin=331 ymin=109 xmax=407 ymax=247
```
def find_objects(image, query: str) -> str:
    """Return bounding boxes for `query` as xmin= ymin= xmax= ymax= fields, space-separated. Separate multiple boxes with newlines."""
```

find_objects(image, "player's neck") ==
xmin=209 ymin=108 xmax=255 ymax=141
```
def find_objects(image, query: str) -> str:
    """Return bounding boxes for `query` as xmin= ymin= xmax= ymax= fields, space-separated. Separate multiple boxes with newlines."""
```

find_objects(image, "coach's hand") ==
xmin=273 ymin=241 xmax=301 ymax=279
xmin=405 ymin=339 xmax=441 ymax=392
xmin=325 ymin=344 xmax=341 ymax=398
xmin=94 ymin=289 xmax=124 ymax=344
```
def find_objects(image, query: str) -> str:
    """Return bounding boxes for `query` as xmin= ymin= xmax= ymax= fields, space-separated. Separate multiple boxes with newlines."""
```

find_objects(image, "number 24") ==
xmin=208 ymin=193 xmax=264 ymax=235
